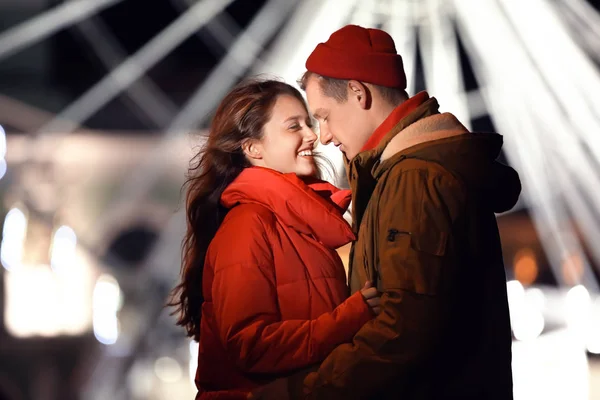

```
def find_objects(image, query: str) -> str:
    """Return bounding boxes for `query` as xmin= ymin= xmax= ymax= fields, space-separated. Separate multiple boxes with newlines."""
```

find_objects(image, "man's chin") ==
xmin=339 ymin=146 xmax=354 ymax=160
xmin=342 ymin=150 xmax=357 ymax=161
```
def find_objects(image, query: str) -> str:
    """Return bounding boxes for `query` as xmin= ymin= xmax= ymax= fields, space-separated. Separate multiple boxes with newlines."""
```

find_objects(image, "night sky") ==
xmin=48 ymin=0 xmax=270 ymax=130
xmin=48 ymin=0 xmax=491 ymax=132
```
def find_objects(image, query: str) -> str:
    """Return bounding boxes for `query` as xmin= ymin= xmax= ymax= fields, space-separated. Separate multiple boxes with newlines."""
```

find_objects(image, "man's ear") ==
xmin=242 ymin=139 xmax=263 ymax=160
xmin=347 ymin=80 xmax=370 ymax=109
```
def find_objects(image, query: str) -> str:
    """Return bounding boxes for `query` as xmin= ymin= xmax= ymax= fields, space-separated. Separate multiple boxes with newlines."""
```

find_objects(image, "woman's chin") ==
xmin=295 ymin=164 xmax=318 ymax=179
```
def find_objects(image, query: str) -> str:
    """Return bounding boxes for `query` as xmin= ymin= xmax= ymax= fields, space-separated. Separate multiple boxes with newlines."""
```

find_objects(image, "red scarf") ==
xmin=360 ymin=91 xmax=430 ymax=152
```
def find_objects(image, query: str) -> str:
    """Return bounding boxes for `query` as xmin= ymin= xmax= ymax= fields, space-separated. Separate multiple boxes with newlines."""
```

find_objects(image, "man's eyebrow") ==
xmin=312 ymin=108 xmax=326 ymax=119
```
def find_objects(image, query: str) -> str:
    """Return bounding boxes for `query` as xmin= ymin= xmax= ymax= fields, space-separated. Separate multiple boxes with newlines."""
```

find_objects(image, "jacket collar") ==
xmin=373 ymin=112 xmax=469 ymax=178
xmin=221 ymin=167 xmax=355 ymax=248
xmin=344 ymin=94 xmax=441 ymax=230
xmin=347 ymin=94 xmax=441 ymax=183
xmin=360 ymin=91 xmax=431 ymax=152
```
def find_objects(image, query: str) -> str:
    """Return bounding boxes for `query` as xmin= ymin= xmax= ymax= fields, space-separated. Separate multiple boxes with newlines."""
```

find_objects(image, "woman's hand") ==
xmin=360 ymin=281 xmax=381 ymax=315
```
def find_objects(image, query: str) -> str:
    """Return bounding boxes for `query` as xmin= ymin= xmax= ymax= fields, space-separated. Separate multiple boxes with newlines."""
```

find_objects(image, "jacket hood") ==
xmin=221 ymin=167 xmax=355 ymax=248
xmin=380 ymin=113 xmax=521 ymax=213
xmin=405 ymin=132 xmax=521 ymax=213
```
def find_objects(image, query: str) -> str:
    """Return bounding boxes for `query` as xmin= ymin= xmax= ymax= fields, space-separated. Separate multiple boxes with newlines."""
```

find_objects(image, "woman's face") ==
xmin=247 ymin=94 xmax=318 ymax=177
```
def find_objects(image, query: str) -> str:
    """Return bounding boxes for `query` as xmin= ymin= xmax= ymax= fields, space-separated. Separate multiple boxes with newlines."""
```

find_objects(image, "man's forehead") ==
xmin=305 ymin=80 xmax=330 ymax=117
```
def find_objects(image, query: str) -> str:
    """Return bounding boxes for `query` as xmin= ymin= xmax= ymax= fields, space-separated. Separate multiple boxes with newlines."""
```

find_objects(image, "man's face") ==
xmin=305 ymin=76 xmax=372 ymax=160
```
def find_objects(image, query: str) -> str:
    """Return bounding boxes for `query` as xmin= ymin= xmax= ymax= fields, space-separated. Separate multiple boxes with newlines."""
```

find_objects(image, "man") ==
xmin=252 ymin=24 xmax=520 ymax=400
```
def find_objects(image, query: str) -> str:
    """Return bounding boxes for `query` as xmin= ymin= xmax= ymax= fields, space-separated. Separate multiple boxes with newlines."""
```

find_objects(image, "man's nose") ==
xmin=319 ymin=126 xmax=333 ymax=145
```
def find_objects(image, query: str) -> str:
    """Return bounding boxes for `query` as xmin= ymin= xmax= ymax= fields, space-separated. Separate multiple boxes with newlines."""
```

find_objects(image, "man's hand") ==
xmin=248 ymin=377 xmax=291 ymax=400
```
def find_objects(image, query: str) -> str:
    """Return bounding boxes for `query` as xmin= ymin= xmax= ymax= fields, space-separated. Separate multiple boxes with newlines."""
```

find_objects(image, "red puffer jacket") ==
xmin=195 ymin=167 xmax=373 ymax=399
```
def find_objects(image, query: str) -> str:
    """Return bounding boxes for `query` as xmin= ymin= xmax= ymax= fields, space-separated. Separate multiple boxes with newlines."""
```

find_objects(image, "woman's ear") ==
xmin=242 ymin=139 xmax=263 ymax=161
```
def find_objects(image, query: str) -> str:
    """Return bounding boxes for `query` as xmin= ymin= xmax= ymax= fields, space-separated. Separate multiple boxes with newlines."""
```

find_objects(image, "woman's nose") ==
xmin=304 ymin=126 xmax=318 ymax=147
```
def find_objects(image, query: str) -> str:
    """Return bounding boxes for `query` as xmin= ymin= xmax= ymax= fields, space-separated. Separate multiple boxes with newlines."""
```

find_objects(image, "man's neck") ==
xmin=371 ymin=99 xmax=405 ymax=132
xmin=359 ymin=93 xmax=429 ymax=153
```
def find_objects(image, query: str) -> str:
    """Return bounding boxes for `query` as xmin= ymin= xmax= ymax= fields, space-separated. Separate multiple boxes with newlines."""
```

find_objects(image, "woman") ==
xmin=170 ymin=79 xmax=379 ymax=399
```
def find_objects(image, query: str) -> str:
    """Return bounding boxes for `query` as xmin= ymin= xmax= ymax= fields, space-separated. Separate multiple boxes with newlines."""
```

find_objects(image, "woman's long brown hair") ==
xmin=168 ymin=79 xmax=309 ymax=340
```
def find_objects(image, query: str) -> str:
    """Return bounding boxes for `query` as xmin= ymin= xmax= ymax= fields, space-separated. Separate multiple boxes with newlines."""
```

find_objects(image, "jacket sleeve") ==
xmin=296 ymin=166 xmax=466 ymax=399
xmin=211 ymin=225 xmax=373 ymax=375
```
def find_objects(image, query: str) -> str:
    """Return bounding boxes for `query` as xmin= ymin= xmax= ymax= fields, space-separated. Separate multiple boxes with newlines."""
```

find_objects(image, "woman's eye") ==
xmin=289 ymin=124 xmax=300 ymax=130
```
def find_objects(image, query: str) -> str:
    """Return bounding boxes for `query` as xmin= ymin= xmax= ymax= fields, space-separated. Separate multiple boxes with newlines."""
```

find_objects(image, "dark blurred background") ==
xmin=1 ymin=0 xmax=600 ymax=399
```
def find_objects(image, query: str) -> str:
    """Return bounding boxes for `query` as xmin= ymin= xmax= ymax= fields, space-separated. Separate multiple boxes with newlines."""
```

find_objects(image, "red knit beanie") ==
xmin=306 ymin=25 xmax=406 ymax=89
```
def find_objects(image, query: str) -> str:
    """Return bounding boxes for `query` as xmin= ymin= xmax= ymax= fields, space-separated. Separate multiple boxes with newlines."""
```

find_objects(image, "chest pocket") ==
xmin=379 ymin=226 xmax=448 ymax=295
